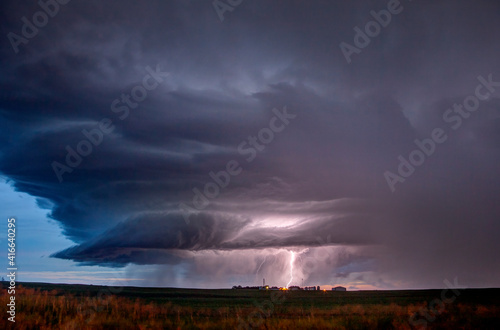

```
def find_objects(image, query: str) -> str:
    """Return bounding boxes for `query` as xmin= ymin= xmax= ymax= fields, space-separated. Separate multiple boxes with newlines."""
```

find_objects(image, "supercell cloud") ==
xmin=1 ymin=0 xmax=499 ymax=288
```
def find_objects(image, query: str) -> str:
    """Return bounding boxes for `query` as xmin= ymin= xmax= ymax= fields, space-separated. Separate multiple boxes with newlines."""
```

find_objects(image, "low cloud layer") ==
xmin=1 ymin=0 xmax=499 ymax=288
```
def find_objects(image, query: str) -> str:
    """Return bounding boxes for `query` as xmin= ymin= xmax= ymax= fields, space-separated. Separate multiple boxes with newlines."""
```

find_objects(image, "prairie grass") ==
xmin=2 ymin=285 xmax=500 ymax=329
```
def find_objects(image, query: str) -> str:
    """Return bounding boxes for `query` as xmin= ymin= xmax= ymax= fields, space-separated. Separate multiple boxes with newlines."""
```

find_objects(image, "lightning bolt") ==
xmin=286 ymin=251 xmax=295 ymax=288
xmin=255 ymin=255 xmax=268 ymax=275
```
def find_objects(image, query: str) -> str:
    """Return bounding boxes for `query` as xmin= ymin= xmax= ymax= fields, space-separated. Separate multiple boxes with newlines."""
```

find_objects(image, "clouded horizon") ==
xmin=1 ymin=0 xmax=499 ymax=289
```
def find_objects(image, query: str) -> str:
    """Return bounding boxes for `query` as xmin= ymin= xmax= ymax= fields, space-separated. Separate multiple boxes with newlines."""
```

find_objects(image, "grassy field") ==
xmin=2 ymin=282 xmax=500 ymax=329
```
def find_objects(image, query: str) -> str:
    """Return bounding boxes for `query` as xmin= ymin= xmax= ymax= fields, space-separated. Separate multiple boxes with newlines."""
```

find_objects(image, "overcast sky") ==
xmin=1 ymin=0 xmax=499 ymax=289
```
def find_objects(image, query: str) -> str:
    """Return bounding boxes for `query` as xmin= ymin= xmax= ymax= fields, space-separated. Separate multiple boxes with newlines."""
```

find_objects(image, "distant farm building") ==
xmin=233 ymin=283 xmax=325 ymax=291
xmin=332 ymin=286 xmax=346 ymax=291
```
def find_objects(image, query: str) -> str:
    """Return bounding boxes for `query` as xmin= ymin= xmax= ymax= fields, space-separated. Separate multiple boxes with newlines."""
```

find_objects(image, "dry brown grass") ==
xmin=2 ymin=286 xmax=499 ymax=329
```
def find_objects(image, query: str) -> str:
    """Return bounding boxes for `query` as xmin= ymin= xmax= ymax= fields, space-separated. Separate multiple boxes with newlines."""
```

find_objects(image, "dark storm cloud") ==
xmin=1 ymin=0 xmax=500 ymax=288
xmin=51 ymin=198 xmax=381 ymax=264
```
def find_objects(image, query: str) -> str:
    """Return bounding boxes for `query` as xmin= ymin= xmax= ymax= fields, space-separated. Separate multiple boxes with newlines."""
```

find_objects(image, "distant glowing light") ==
xmin=286 ymin=251 xmax=295 ymax=288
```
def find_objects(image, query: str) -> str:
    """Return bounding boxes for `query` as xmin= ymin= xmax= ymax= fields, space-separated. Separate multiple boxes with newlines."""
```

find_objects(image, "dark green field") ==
xmin=3 ymin=282 xmax=500 ymax=329
xmin=13 ymin=281 xmax=500 ymax=309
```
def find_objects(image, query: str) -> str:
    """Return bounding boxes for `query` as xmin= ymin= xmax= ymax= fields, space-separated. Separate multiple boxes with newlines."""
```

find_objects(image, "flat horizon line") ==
xmin=11 ymin=281 xmax=498 ymax=292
